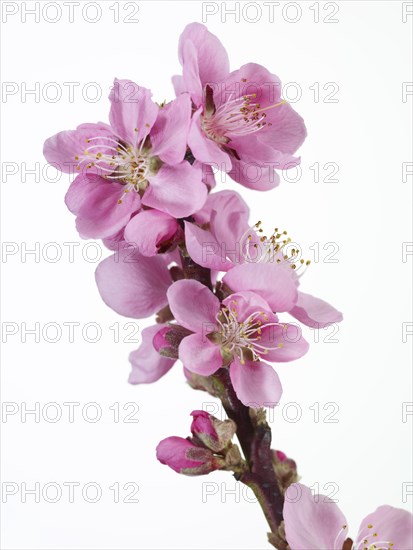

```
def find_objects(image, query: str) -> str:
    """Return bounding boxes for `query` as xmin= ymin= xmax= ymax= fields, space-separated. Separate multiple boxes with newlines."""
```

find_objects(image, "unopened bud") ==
xmin=154 ymin=325 xmax=191 ymax=359
xmin=191 ymin=410 xmax=237 ymax=452
xmin=156 ymin=436 xmax=225 ymax=476
xmin=272 ymin=450 xmax=299 ymax=492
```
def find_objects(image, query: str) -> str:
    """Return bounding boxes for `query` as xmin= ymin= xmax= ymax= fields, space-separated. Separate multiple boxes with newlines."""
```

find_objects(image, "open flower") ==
xmin=167 ymin=279 xmax=309 ymax=407
xmin=185 ymin=202 xmax=343 ymax=329
xmin=43 ymin=79 xmax=207 ymax=239
xmin=174 ymin=23 xmax=307 ymax=190
xmin=283 ymin=483 xmax=413 ymax=550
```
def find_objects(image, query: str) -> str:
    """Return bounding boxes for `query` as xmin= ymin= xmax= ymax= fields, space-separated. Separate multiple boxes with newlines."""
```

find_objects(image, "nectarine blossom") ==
xmin=174 ymin=23 xmax=307 ymax=190
xmin=284 ymin=484 xmax=413 ymax=550
xmin=44 ymin=80 xmax=207 ymax=240
xmin=167 ymin=279 xmax=309 ymax=406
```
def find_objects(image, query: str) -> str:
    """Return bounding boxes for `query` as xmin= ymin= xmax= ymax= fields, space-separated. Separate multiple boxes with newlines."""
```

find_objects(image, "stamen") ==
xmin=239 ymin=222 xmax=310 ymax=274
xmin=216 ymin=306 xmax=284 ymax=363
xmin=76 ymin=135 xmax=151 ymax=196
xmin=202 ymin=84 xmax=286 ymax=142
xmin=353 ymin=524 xmax=394 ymax=550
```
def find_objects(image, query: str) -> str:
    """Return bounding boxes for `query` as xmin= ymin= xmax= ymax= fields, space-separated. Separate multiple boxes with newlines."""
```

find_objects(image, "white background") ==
xmin=1 ymin=1 xmax=412 ymax=548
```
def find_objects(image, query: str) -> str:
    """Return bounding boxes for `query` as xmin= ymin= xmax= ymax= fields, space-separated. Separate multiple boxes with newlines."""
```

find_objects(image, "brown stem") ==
xmin=213 ymin=369 xmax=284 ymax=535
xmin=177 ymin=251 xmax=284 ymax=545
xmin=179 ymin=244 xmax=212 ymax=289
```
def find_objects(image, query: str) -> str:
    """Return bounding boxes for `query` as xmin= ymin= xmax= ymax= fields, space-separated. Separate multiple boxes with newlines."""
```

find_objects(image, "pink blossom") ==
xmin=284 ymin=483 xmax=413 ymax=550
xmin=174 ymin=23 xmax=307 ymax=190
xmin=167 ymin=279 xmax=309 ymax=407
xmin=44 ymin=80 xmax=207 ymax=240
xmin=185 ymin=209 xmax=342 ymax=329
xmin=190 ymin=410 xmax=236 ymax=452
xmin=156 ymin=436 xmax=225 ymax=475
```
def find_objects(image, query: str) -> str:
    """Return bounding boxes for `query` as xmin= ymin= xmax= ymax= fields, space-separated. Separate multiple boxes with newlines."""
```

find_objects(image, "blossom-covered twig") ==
xmin=43 ymin=20 xmax=413 ymax=550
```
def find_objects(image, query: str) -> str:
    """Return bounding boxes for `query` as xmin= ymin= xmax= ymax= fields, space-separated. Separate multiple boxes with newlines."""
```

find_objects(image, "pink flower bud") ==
xmin=153 ymin=326 xmax=174 ymax=355
xmin=156 ymin=436 xmax=225 ymax=476
xmin=153 ymin=325 xmax=191 ymax=359
xmin=274 ymin=450 xmax=287 ymax=462
xmin=272 ymin=449 xmax=298 ymax=492
xmin=190 ymin=410 xmax=236 ymax=453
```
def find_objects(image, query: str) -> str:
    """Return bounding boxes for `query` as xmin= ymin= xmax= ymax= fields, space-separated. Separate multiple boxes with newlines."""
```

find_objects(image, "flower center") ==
xmin=240 ymin=221 xmax=311 ymax=272
xmin=75 ymin=134 xmax=155 ymax=203
xmin=353 ymin=522 xmax=394 ymax=550
xmin=215 ymin=302 xmax=284 ymax=364
xmin=201 ymin=88 xmax=286 ymax=143
xmin=335 ymin=523 xmax=395 ymax=550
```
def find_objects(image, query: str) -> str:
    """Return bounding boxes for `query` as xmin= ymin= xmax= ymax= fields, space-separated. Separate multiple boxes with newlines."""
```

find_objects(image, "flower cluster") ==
xmin=283 ymin=484 xmax=413 ymax=550
xmin=44 ymin=22 xmax=337 ymax=409
xmin=44 ymin=21 xmax=412 ymax=550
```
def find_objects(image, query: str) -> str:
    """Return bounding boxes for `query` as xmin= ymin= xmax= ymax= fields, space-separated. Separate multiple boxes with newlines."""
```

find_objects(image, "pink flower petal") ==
xmin=193 ymin=190 xmax=248 ymax=227
xmin=95 ymin=249 xmax=171 ymax=319
xmin=143 ymin=162 xmax=207 ymax=218
xmin=179 ymin=333 xmax=222 ymax=376
xmin=65 ymin=173 xmax=141 ymax=239
xmin=215 ymin=63 xmax=306 ymax=155
xmin=229 ymin=357 xmax=282 ymax=407
xmin=172 ymin=75 xmax=186 ymax=96
xmin=150 ymin=94 xmax=192 ymax=165
xmin=109 ymin=79 xmax=158 ymax=148
xmin=222 ymin=291 xmax=273 ymax=322
xmin=124 ymin=210 xmax=178 ymax=257
xmin=283 ymin=483 xmax=348 ymax=550
xmin=190 ymin=410 xmax=218 ymax=440
xmin=258 ymin=101 xmax=307 ymax=156
xmin=128 ymin=325 xmax=176 ymax=384
xmin=223 ymin=262 xmax=298 ymax=312
xmin=167 ymin=279 xmax=220 ymax=333
xmin=355 ymin=506 xmax=413 ymax=550
xmin=156 ymin=437 xmax=205 ymax=473
xmin=185 ymin=222 xmax=233 ymax=271
xmin=177 ymin=22 xmax=230 ymax=106
xmin=259 ymin=323 xmax=309 ymax=362
xmin=229 ymin=134 xmax=299 ymax=166
xmin=178 ymin=38 xmax=204 ymax=108
xmin=188 ymin=108 xmax=232 ymax=170
xmin=208 ymin=192 xmax=250 ymax=252
xmin=192 ymin=190 xmax=251 ymax=263
xmin=43 ymin=123 xmax=115 ymax=174
xmin=228 ymin=156 xmax=280 ymax=191
xmin=196 ymin=161 xmax=216 ymax=189
xmin=213 ymin=62 xmax=281 ymax=111
xmin=290 ymin=291 xmax=343 ymax=328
